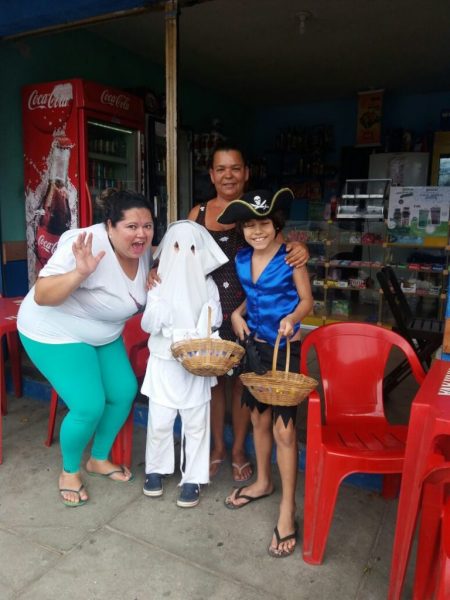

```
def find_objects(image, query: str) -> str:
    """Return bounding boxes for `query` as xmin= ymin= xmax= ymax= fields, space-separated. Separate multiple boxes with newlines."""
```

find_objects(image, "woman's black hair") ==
xmin=236 ymin=209 xmax=286 ymax=235
xmin=208 ymin=140 xmax=248 ymax=168
xmin=97 ymin=188 xmax=154 ymax=226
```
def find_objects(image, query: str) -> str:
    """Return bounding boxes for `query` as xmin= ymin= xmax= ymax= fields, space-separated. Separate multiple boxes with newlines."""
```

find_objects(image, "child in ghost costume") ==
xmin=141 ymin=220 xmax=228 ymax=507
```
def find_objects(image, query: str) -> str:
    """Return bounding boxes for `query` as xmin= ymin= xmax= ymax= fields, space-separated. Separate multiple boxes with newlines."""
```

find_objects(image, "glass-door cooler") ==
xmin=87 ymin=120 xmax=142 ymax=223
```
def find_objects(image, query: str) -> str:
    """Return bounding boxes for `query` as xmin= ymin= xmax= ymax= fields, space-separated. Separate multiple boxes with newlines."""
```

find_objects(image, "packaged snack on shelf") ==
xmin=327 ymin=279 xmax=339 ymax=288
xmin=432 ymin=263 xmax=444 ymax=272
xmin=429 ymin=285 xmax=441 ymax=296
xmin=349 ymin=232 xmax=362 ymax=244
xmin=349 ymin=278 xmax=366 ymax=289
xmin=401 ymin=280 xmax=417 ymax=294
xmin=313 ymin=300 xmax=326 ymax=316
xmin=331 ymin=299 xmax=350 ymax=316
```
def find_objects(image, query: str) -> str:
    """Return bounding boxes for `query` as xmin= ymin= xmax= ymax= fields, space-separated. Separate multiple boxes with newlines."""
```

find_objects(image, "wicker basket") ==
xmin=240 ymin=332 xmax=318 ymax=406
xmin=171 ymin=307 xmax=245 ymax=377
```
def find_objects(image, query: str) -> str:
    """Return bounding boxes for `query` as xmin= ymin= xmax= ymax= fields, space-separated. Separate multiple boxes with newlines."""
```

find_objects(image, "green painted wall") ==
xmin=0 ymin=28 xmax=249 ymax=242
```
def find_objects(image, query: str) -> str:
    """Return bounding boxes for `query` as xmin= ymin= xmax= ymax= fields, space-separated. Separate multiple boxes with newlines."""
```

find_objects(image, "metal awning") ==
xmin=0 ymin=1 xmax=162 ymax=38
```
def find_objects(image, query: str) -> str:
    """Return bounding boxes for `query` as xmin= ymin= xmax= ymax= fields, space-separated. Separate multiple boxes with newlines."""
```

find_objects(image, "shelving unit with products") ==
xmin=249 ymin=124 xmax=338 ymax=220
xmin=285 ymin=218 xmax=449 ymax=328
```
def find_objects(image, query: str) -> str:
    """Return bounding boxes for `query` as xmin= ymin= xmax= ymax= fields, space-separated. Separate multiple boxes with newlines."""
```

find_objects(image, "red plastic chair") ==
xmin=111 ymin=313 xmax=149 ymax=467
xmin=300 ymin=322 xmax=426 ymax=565
xmin=45 ymin=388 xmax=59 ymax=447
xmin=45 ymin=314 xmax=149 ymax=469
xmin=0 ymin=296 xmax=24 ymax=464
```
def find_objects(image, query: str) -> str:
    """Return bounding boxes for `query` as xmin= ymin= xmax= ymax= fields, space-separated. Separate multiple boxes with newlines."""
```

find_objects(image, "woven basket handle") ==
xmin=272 ymin=332 xmax=290 ymax=373
xmin=207 ymin=305 xmax=212 ymax=338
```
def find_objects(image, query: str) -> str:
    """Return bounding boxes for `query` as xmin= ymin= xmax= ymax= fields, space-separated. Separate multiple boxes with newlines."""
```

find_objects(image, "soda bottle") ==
xmin=35 ymin=135 xmax=72 ymax=274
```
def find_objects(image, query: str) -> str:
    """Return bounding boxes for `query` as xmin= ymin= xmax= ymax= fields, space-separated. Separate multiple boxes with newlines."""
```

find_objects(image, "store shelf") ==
xmin=286 ymin=218 xmax=449 ymax=326
xmin=89 ymin=152 xmax=128 ymax=164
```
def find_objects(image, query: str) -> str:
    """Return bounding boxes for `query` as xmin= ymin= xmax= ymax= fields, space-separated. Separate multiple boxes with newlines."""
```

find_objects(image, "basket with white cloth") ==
xmin=171 ymin=307 xmax=245 ymax=376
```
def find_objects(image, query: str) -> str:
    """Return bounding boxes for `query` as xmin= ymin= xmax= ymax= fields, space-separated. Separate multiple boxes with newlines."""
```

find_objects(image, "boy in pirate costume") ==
xmin=141 ymin=220 xmax=228 ymax=507
xmin=219 ymin=189 xmax=313 ymax=557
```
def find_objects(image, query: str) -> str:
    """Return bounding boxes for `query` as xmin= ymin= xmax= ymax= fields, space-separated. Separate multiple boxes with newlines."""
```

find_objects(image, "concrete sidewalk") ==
xmin=0 ymin=388 xmax=416 ymax=600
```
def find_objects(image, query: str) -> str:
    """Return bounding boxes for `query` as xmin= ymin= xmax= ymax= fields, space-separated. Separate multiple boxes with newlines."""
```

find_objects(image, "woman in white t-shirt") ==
xmin=18 ymin=189 xmax=154 ymax=507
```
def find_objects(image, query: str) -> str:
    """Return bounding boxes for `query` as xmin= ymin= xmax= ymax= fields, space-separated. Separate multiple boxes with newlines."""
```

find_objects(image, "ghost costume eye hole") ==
xmin=174 ymin=242 xmax=179 ymax=252
xmin=191 ymin=245 xmax=195 ymax=254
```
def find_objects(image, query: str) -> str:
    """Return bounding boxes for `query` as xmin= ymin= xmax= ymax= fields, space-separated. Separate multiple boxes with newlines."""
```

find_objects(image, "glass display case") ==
xmin=337 ymin=178 xmax=391 ymax=220
xmin=285 ymin=217 xmax=449 ymax=327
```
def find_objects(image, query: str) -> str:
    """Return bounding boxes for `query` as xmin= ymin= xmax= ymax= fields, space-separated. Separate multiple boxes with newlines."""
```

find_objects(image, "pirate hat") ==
xmin=217 ymin=188 xmax=294 ymax=224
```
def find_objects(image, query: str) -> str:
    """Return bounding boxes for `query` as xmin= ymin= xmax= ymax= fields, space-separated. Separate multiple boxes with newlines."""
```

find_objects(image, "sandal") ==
xmin=86 ymin=465 xmax=134 ymax=482
xmin=209 ymin=458 xmax=225 ymax=479
xmin=224 ymin=486 xmax=274 ymax=510
xmin=267 ymin=524 xmax=298 ymax=558
xmin=59 ymin=484 xmax=88 ymax=508
xmin=232 ymin=461 xmax=253 ymax=482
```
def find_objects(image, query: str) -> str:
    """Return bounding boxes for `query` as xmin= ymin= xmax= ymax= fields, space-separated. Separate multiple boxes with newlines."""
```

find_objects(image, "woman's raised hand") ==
xmin=72 ymin=232 xmax=105 ymax=277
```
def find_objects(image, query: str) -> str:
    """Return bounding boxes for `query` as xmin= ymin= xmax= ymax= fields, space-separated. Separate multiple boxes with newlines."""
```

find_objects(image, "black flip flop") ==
xmin=59 ymin=484 xmax=88 ymax=508
xmin=86 ymin=465 xmax=134 ymax=482
xmin=267 ymin=524 xmax=298 ymax=558
xmin=224 ymin=486 xmax=275 ymax=510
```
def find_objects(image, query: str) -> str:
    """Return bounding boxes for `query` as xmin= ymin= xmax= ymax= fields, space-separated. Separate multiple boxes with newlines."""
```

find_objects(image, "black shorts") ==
xmin=241 ymin=339 xmax=301 ymax=427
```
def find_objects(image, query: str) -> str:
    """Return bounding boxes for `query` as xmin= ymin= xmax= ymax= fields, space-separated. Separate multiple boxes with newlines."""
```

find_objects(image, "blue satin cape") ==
xmin=235 ymin=244 xmax=300 ymax=348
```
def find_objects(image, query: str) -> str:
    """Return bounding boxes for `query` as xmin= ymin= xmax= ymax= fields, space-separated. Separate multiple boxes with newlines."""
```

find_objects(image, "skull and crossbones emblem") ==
xmin=249 ymin=195 xmax=268 ymax=212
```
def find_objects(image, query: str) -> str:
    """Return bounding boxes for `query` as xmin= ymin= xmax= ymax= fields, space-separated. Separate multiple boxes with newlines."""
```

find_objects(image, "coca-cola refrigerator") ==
xmin=22 ymin=78 xmax=145 ymax=286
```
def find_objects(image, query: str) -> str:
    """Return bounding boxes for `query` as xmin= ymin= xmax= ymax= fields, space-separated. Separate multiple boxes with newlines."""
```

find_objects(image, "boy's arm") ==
xmin=230 ymin=299 xmax=250 ymax=341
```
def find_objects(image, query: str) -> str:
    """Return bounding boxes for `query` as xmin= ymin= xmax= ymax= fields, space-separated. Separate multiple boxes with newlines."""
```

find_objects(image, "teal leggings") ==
xmin=19 ymin=334 xmax=137 ymax=473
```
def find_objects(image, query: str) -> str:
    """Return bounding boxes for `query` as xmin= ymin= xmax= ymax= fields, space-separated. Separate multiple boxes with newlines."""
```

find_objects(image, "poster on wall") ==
xmin=387 ymin=186 xmax=450 ymax=246
xmin=355 ymin=89 xmax=384 ymax=147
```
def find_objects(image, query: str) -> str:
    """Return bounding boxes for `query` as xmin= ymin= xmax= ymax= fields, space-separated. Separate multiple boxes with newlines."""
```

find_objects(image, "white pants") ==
xmin=145 ymin=401 xmax=210 ymax=485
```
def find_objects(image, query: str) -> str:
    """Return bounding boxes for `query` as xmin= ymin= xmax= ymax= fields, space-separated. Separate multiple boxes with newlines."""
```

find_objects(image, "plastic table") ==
xmin=388 ymin=358 xmax=450 ymax=599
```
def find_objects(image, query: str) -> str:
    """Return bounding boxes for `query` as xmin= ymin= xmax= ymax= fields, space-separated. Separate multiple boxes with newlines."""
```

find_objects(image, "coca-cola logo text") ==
xmin=37 ymin=234 xmax=58 ymax=255
xmin=100 ymin=90 xmax=130 ymax=111
xmin=28 ymin=88 xmax=72 ymax=111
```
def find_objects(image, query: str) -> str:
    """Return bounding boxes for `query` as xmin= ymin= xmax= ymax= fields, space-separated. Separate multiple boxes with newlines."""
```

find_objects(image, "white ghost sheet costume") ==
xmin=141 ymin=220 xmax=228 ymax=484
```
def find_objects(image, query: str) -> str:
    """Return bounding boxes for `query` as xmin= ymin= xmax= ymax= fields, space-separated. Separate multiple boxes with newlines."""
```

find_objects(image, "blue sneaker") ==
xmin=177 ymin=483 xmax=200 ymax=508
xmin=143 ymin=473 xmax=163 ymax=497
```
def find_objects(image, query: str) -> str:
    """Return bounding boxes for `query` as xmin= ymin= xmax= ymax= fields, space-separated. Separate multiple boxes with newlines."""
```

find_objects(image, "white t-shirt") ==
xmin=17 ymin=223 xmax=151 ymax=346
